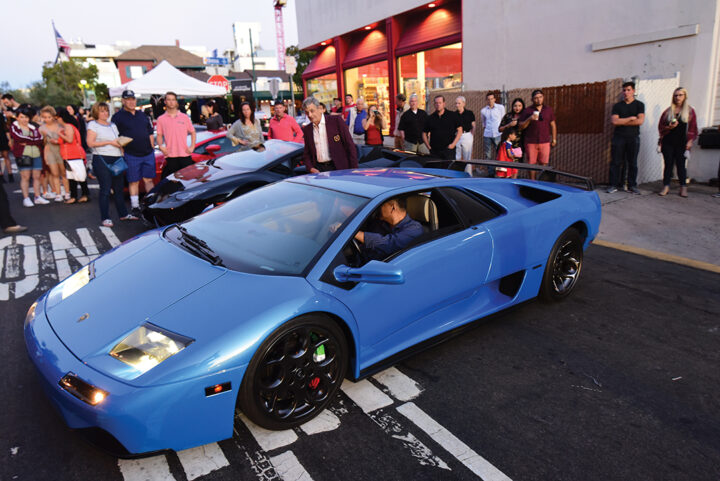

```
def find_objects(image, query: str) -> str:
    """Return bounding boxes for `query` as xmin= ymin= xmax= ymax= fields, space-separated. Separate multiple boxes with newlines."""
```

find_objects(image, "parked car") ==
xmin=24 ymin=166 xmax=600 ymax=455
xmin=152 ymin=131 xmax=236 ymax=184
xmin=141 ymin=140 xmax=437 ymax=226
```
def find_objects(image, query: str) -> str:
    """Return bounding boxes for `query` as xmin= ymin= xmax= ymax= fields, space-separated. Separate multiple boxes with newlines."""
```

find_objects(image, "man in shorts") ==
xmin=111 ymin=90 xmax=156 ymax=214
xmin=519 ymin=89 xmax=557 ymax=180
xmin=156 ymin=91 xmax=196 ymax=178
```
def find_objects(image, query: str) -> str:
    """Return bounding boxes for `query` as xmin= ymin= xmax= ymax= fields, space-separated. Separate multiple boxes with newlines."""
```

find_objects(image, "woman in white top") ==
xmin=86 ymin=102 xmax=134 ymax=227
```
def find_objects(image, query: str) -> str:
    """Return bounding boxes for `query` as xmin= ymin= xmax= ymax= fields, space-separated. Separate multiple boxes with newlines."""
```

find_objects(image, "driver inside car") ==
xmin=354 ymin=196 xmax=423 ymax=262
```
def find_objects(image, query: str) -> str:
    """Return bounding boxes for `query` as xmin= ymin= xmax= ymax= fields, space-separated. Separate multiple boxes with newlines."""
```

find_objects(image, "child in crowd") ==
xmin=496 ymin=127 xmax=520 ymax=179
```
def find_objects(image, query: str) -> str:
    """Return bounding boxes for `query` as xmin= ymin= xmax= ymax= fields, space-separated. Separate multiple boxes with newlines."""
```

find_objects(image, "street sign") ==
xmin=285 ymin=55 xmax=297 ymax=75
xmin=208 ymin=75 xmax=230 ymax=92
xmin=204 ymin=57 xmax=229 ymax=66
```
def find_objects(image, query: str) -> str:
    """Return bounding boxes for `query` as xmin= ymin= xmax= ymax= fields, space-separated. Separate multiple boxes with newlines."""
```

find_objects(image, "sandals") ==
xmin=658 ymin=186 xmax=669 ymax=196
xmin=78 ymin=196 xmax=89 ymax=203
xmin=64 ymin=198 xmax=76 ymax=204
xmin=120 ymin=214 xmax=139 ymax=221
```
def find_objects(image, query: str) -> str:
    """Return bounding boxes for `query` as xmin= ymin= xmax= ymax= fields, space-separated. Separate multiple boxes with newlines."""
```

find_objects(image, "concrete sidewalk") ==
xmin=594 ymin=180 xmax=720 ymax=269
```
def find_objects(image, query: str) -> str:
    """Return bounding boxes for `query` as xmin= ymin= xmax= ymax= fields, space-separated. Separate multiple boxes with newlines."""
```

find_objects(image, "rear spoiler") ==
xmin=425 ymin=159 xmax=595 ymax=192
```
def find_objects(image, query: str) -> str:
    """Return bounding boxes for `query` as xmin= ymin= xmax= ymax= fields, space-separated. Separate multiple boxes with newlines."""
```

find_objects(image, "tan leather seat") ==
xmin=406 ymin=194 xmax=438 ymax=231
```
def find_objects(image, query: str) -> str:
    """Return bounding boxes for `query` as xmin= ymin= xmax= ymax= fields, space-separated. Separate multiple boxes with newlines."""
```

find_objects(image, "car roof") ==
xmin=287 ymin=168 xmax=458 ymax=198
xmin=195 ymin=131 xmax=225 ymax=144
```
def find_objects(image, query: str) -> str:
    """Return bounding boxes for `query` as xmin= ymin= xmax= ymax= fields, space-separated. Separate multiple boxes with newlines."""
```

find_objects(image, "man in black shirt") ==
xmin=608 ymin=81 xmax=645 ymax=194
xmin=397 ymin=94 xmax=429 ymax=154
xmin=423 ymin=95 xmax=462 ymax=160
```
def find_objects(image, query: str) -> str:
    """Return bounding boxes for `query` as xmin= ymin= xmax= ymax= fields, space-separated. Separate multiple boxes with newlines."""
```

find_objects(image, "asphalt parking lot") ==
xmin=1 ymin=185 xmax=719 ymax=481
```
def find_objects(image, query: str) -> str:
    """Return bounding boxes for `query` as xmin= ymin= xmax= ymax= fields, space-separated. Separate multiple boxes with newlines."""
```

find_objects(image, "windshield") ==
xmin=214 ymin=141 xmax=302 ymax=171
xmin=179 ymin=182 xmax=368 ymax=275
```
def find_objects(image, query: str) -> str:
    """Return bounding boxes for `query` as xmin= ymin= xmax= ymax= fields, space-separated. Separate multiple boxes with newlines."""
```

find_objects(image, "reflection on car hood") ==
xmin=45 ymin=231 xmax=225 ymax=361
xmin=163 ymin=162 xmax=255 ymax=192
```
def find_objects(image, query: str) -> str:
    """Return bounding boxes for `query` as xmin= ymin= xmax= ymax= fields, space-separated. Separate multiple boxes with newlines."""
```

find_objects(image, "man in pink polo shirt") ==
xmin=156 ymin=91 xmax=196 ymax=178
xmin=267 ymin=102 xmax=303 ymax=143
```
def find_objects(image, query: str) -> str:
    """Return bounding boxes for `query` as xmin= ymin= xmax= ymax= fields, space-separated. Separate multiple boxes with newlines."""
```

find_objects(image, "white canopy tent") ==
xmin=109 ymin=60 xmax=226 ymax=98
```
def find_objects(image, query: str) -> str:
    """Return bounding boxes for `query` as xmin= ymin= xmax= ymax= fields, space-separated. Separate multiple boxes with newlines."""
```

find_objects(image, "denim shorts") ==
xmin=16 ymin=155 xmax=42 ymax=171
xmin=125 ymin=152 xmax=157 ymax=183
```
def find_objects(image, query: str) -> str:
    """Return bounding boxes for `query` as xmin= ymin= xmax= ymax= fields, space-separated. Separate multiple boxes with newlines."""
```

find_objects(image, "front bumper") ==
xmin=24 ymin=294 xmax=247 ymax=455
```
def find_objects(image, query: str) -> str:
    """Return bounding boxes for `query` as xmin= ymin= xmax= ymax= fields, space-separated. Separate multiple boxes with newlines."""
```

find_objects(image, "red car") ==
xmin=152 ymin=131 xmax=236 ymax=184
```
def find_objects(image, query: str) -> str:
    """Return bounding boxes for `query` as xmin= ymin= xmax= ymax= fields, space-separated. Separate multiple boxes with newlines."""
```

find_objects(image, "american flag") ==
xmin=53 ymin=21 xmax=70 ymax=55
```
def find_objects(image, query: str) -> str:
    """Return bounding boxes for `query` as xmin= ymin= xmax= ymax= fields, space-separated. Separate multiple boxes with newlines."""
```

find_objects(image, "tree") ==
xmin=94 ymin=83 xmax=109 ymax=102
xmin=26 ymin=60 xmax=100 ymax=106
xmin=285 ymin=45 xmax=316 ymax=87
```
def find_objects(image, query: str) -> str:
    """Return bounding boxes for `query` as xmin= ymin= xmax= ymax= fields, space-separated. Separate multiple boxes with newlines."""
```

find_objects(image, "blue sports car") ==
xmin=24 ymin=166 xmax=601 ymax=455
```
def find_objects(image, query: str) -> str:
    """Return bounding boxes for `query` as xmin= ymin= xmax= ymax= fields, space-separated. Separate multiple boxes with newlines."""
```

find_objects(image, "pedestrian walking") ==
xmin=397 ymin=94 xmax=429 ymax=155
xmin=56 ymin=107 xmax=89 ymax=204
xmin=657 ymin=87 xmax=698 ymax=197
xmin=156 ymin=92 xmax=196 ymax=178
xmin=267 ymin=102 xmax=304 ymax=143
xmin=301 ymin=97 xmax=358 ymax=173
xmin=393 ymin=93 xmax=409 ymax=149
xmin=363 ymin=106 xmax=387 ymax=147
xmin=9 ymin=107 xmax=47 ymax=207
xmin=227 ymin=102 xmax=264 ymax=151
xmin=111 ymin=90 xmax=156 ymax=215
xmin=519 ymin=89 xmax=557 ymax=180
xmin=38 ymin=106 xmax=70 ymax=202
xmin=422 ymin=95 xmax=462 ymax=160
xmin=350 ymin=98 xmax=368 ymax=145
xmin=0 ymin=180 xmax=26 ymax=234
xmin=480 ymin=92 xmax=505 ymax=161
xmin=607 ymin=82 xmax=645 ymax=194
xmin=87 ymin=102 xmax=135 ymax=226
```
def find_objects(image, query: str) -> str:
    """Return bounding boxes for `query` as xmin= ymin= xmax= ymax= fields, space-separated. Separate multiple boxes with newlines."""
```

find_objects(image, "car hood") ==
xmin=45 ymin=230 xmax=225 ymax=362
xmin=167 ymin=162 xmax=254 ymax=190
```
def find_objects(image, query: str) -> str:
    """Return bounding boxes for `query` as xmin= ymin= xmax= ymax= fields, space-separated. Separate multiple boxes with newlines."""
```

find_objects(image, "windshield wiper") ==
xmin=175 ymin=225 xmax=225 ymax=266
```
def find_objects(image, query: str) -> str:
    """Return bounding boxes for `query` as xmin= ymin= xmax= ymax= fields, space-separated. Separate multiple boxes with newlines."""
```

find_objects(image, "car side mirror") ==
xmin=333 ymin=261 xmax=404 ymax=285
xmin=205 ymin=144 xmax=221 ymax=153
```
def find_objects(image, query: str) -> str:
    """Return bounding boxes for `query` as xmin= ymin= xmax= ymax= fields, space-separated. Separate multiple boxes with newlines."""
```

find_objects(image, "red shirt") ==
xmin=366 ymin=124 xmax=383 ymax=146
xmin=268 ymin=114 xmax=304 ymax=143
xmin=343 ymin=103 xmax=355 ymax=120
xmin=519 ymin=105 xmax=555 ymax=144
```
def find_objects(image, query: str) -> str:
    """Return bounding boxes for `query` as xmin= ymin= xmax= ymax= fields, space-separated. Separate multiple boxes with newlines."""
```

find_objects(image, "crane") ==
xmin=274 ymin=0 xmax=287 ymax=70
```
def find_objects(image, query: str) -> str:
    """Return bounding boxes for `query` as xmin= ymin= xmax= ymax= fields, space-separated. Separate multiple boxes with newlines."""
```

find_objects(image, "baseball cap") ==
xmin=121 ymin=90 xmax=136 ymax=99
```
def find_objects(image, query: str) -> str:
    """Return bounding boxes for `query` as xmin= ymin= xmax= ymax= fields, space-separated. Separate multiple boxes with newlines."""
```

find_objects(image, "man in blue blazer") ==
xmin=302 ymin=97 xmax=358 ymax=173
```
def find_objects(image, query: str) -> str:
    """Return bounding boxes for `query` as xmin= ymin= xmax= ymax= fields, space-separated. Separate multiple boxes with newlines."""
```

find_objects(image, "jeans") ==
xmin=661 ymin=142 xmax=687 ymax=186
xmin=0 ymin=180 xmax=17 ymax=229
xmin=483 ymin=136 xmax=501 ymax=176
xmin=609 ymin=135 xmax=640 ymax=188
xmin=93 ymin=155 xmax=128 ymax=221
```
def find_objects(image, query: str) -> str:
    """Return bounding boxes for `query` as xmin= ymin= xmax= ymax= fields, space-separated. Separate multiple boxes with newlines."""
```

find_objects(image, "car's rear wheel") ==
xmin=238 ymin=315 xmax=347 ymax=430
xmin=540 ymin=228 xmax=584 ymax=302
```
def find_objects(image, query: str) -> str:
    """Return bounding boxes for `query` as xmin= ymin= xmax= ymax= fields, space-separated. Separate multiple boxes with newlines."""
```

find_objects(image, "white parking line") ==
xmin=118 ymin=455 xmax=175 ymax=481
xmin=299 ymin=409 xmax=341 ymax=435
xmin=397 ymin=402 xmax=513 ymax=481
xmin=100 ymin=225 xmax=121 ymax=247
xmin=238 ymin=412 xmax=298 ymax=451
xmin=373 ymin=367 xmax=423 ymax=401
xmin=340 ymin=379 xmax=393 ymax=413
xmin=176 ymin=442 xmax=229 ymax=480
xmin=270 ymin=451 xmax=314 ymax=481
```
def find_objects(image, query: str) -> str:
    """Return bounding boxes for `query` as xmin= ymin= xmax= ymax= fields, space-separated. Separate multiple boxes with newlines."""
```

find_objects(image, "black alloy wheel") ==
xmin=238 ymin=315 xmax=348 ymax=430
xmin=540 ymin=228 xmax=584 ymax=301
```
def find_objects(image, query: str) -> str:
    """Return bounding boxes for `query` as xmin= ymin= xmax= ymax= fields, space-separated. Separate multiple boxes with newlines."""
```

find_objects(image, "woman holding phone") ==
xmin=657 ymin=87 xmax=698 ymax=197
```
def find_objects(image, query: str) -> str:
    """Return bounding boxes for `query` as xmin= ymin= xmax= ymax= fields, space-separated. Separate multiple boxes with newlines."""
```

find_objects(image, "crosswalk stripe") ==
xmin=270 ymin=451 xmax=314 ymax=481
xmin=340 ymin=378 xmax=394 ymax=413
xmin=397 ymin=402 xmax=513 ymax=481
xmin=373 ymin=367 xmax=423 ymax=401
xmin=299 ymin=409 xmax=341 ymax=435
xmin=100 ymin=226 xmax=121 ymax=247
xmin=176 ymin=442 xmax=230 ymax=480
xmin=238 ymin=412 xmax=299 ymax=451
xmin=118 ymin=455 xmax=175 ymax=481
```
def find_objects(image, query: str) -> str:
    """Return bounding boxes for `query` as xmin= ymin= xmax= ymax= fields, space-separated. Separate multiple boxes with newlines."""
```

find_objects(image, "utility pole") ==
xmin=249 ymin=28 xmax=257 ymax=106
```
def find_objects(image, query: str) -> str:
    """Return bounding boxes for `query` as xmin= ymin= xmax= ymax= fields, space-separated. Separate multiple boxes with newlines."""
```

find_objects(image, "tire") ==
xmin=539 ymin=228 xmax=584 ymax=302
xmin=237 ymin=314 xmax=348 ymax=430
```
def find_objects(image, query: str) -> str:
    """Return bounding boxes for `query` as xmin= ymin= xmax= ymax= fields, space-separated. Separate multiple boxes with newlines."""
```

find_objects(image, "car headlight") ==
xmin=174 ymin=187 xmax=212 ymax=201
xmin=110 ymin=323 xmax=194 ymax=374
xmin=25 ymin=301 xmax=38 ymax=327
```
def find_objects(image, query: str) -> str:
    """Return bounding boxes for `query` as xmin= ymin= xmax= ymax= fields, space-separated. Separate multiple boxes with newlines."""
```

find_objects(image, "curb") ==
xmin=592 ymin=239 xmax=720 ymax=274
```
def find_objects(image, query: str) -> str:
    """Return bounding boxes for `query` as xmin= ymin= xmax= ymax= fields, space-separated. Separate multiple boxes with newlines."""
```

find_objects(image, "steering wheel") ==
xmin=351 ymin=237 xmax=363 ymax=256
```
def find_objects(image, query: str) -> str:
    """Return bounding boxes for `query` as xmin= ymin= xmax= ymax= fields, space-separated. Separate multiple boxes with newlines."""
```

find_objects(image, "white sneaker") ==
xmin=101 ymin=219 xmax=114 ymax=227
xmin=34 ymin=196 xmax=50 ymax=205
xmin=43 ymin=192 xmax=56 ymax=200
xmin=23 ymin=197 xmax=34 ymax=207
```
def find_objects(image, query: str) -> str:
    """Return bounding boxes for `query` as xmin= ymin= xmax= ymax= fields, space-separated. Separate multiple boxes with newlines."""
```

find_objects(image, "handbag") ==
xmin=65 ymin=159 xmax=87 ymax=182
xmin=97 ymin=154 xmax=128 ymax=176
xmin=17 ymin=155 xmax=34 ymax=168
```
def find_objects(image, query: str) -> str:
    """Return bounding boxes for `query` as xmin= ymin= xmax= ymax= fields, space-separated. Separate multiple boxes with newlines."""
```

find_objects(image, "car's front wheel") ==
xmin=238 ymin=315 xmax=348 ymax=430
xmin=540 ymin=228 xmax=584 ymax=301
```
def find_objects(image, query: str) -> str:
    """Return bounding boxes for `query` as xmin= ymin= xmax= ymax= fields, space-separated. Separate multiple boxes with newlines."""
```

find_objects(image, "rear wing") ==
xmin=425 ymin=158 xmax=595 ymax=192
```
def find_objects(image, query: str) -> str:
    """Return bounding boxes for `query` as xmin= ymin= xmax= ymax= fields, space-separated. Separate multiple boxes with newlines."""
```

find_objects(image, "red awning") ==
xmin=343 ymin=29 xmax=388 ymax=69
xmin=395 ymin=6 xmax=462 ymax=56
xmin=303 ymin=45 xmax=336 ymax=79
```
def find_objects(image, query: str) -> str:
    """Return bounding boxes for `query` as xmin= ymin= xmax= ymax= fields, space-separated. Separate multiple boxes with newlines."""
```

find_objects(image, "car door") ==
xmin=310 ymin=188 xmax=497 ymax=372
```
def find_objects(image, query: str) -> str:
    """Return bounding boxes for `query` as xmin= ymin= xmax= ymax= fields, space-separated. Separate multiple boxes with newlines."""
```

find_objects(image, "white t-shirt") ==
xmin=87 ymin=120 xmax=123 ymax=156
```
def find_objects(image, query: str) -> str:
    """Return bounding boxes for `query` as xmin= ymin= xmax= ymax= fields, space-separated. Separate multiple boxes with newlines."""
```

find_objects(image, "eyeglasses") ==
xmin=674 ymin=94 xmax=685 ymax=97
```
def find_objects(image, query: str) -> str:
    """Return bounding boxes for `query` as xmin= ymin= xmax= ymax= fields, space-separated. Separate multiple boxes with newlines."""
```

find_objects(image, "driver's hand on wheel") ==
xmin=354 ymin=231 xmax=364 ymax=243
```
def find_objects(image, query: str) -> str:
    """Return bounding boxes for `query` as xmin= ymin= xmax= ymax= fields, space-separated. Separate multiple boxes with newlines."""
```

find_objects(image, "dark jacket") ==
xmin=302 ymin=114 xmax=358 ymax=171
xmin=657 ymin=106 xmax=698 ymax=144
xmin=9 ymin=121 xmax=43 ymax=158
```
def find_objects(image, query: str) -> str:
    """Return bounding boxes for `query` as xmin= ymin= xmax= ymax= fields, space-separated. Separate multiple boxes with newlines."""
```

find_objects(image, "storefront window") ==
xmin=306 ymin=73 xmax=338 ymax=108
xmin=398 ymin=43 xmax=462 ymax=109
xmin=344 ymin=61 xmax=390 ymax=134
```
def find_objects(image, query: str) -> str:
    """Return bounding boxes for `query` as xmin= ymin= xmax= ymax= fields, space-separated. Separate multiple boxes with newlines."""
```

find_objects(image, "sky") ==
xmin=0 ymin=0 xmax=299 ymax=89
